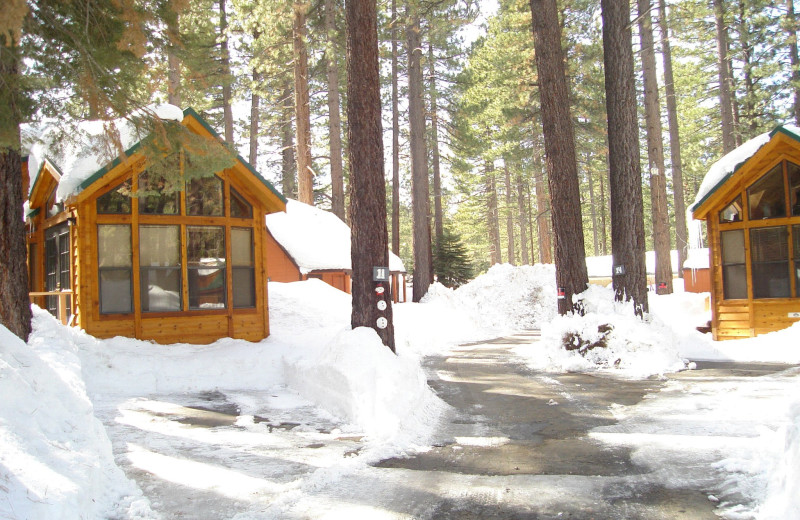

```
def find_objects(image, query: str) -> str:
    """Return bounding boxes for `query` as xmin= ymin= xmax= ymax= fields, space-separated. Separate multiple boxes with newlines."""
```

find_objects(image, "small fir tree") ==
xmin=433 ymin=228 xmax=473 ymax=288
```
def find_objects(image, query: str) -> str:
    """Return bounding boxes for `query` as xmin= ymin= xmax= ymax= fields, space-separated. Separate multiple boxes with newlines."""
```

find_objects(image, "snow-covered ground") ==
xmin=2 ymin=264 xmax=799 ymax=519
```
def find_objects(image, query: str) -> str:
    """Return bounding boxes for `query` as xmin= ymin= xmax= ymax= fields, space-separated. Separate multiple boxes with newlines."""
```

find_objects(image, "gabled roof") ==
xmin=23 ymin=105 xmax=285 ymax=212
xmin=690 ymin=124 xmax=800 ymax=219
xmin=265 ymin=199 xmax=406 ymax=274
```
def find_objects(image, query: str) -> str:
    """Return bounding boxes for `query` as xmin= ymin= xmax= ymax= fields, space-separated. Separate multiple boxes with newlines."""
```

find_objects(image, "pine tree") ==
xmin=434 ymin=228 xmax=473 ymax=288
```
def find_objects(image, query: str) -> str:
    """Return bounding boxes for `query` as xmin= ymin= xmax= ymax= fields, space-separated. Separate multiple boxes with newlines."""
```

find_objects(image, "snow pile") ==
xmin=760 ymin=401 xmax=800 ymax=519
xmin=284 ymin=327 xmax=448 ymax=452
xmin=516 ymin=284 xmax=689 ymax=378
xmin=421 ymin=263 xmax=557 ymax=333
xmin=0 ymin=312 xmax=153 ymax=520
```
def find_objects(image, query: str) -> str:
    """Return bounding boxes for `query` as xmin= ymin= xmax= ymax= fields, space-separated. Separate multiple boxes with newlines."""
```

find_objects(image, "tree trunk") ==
xmin=407 ymin=8 xmax=432 ymax=302
xmin=326 ymin=0 xmax=345 ymax=220
xmin=486 ymin=162 xmax=502 ymax=265
xmin=534 ymin=168 xmax=552 ymax=264
xmin=346 ymin=0 xmax=395 ymax=351
xmin=219 ymin=0 xmax=234 ymax=144
xmin=638 ymin=0 xmax=673 ymax=295
xmin=391 ymin=0 xmax=401 ymax=255
xmin=281 ymin=81 xmax=297 ymax=199
xmin=587 ymin=164 xmax=599 ymax=255
xmin=428 ymin=43 xmax=444 ymax=248
xmin=167 ymin=10 xmax=182 ymax=107
xmin=294 ymin=1 xmax=314 ymax=205
xmin=504 ymin=161 xmax=515 ymax=265
xmin=658 ymin=0 xmax=688 ymax=275
xmin=599 ymin=168 xmax=608 ymax=255
xmin=0 ymin=38 xmax=32 ymax=341
xmin=517 ymin=170 xmax=530 ymax=265
xmin=601 ymin=0 xmax=649 ymax=315
xmin=737 ymin=1 xmax=759 ymax=139
xmin=789 ymin=0 xmax=800 ymax=125
xmin=249 ymin=69 xmax=260 ymax=166
xmin=530 ymin=0 xmax=588 ymax=314
xmin=713 ymin=0 xmax=736 ymax=154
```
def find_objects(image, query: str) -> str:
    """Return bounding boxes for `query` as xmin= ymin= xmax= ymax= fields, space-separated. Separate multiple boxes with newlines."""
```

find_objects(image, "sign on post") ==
xmin=373 ymin=266 xmax=389 ymax=282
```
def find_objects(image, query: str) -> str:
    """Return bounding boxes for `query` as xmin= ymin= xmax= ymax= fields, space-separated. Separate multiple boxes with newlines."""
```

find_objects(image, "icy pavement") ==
xmin=93 ymin=333 xmax=799 ymax=519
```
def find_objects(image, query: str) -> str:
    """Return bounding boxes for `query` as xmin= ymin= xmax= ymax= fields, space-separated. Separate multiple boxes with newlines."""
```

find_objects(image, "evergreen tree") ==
xmin=434 ymin=228 xmax=474 ymax=288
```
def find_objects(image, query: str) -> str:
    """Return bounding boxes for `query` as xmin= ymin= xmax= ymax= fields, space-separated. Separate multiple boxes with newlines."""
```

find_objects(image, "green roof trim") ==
xmin=76 ymin=107 xmax=286 ymax=205
xmin=691 ymin=124 xmax=800 ymax=214
xmin=182 ymin=107 xmax=287 ymax=204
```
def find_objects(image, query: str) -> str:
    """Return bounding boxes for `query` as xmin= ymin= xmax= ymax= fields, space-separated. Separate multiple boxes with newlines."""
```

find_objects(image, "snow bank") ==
xmin=760 ymin=401 xmax=800 ymax=519
xmin=0 ymin=311 xmax=153 ymax=519
xmin=515 ymin=284 xmax=689 ymax=378
xmin=283 ymin=327 xmax=448 ymax=453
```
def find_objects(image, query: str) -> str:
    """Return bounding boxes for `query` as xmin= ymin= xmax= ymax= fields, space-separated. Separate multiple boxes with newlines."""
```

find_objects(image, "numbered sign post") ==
xmin=373 ymin=266 xmax=389 ymax=282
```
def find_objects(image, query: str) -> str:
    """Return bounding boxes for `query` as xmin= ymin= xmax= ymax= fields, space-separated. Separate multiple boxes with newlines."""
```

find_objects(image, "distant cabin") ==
xmin=265 ymin=199 xmax=407 ymax=302
xmin=585 ymin=249 xmax=708 ymax=290
xmin=24 ymin=106 xmax=286 ymax=344
xmin=690 ymin=124 xmax=800 ymax=340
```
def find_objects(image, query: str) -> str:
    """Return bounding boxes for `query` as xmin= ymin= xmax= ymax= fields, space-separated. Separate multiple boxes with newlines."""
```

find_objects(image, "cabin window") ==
xmin=721 ymin=229 xmax=747 ymax=299
xmin=97 ymin=180 xmax=131 ymax=214
xmin=187 ymin=175 xmax=224 ymax=216
xmin=139 ymin=225 xmax=182 ymax=312
xmin=790 ymin=162 xmax=800 ymax=217
xmin=98 ymin=224 xmax=132 ymax=314
xmin=139 ymin=171 xmax=180 ymax=215
xmin=230 ymin=187 xmax=253 ymax=219
xmin=719 ymin=195 xmax=743 ymax=223
xmin=750 ymin=226 xmax=790 ymax=299
xmin=231 ymin=227 xmax=255 ymax=308
xmin=748 ymin=164 xmax=786 ymax=220
xmin=794 ymin=225 xmax=800 ymax=297
xmin=187 ymin=226 xmax=226 ymax=309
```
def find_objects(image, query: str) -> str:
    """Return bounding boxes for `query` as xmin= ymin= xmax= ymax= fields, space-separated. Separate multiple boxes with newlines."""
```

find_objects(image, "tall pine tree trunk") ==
xmin=326 ymin=0 xmax=345 ymax=220
xmin=504 ymin=161 xmax=515 ymax=265
xmin=346 ymin=0 xmax=394 ymax=352
xmin=713 ymin=0 xmax=736 ymax=154
xmin=407 ymin=8 xmax=432 ymax=301
xmin=249 ymin=69 xmax=260 ymax=166
xmin=534 ymin=168 xmax=552 ymax=264
xmin=281 ymin=81 xmax=297 ymax=199
xmin=599 ymin=169 xmax=608 ymax=255
xmin=486 ymin=162 xmax=502 ymax=266
xmin=391 ymin=0 xmax=400 ymax=255
xmin=789 ymin=0 xmax=800 ymax=125
xmin=0 ymin=36 xmax=32 ymax=341
xmin=166 ymin=8 xmax=182 ymax=107
xmin=659 ymin=0 xmax=688 ymax=274
xmin=638 ymin=0 xmax=673 ymax=295
xmin=294 ymin=1 xmax=314 ymax=205
xmin=428 ymin=44 xmax=444 ymax=248
xmin=219 ymin=0 xmax=234 ymax=144
xmin=517 ymin=171 xmax=530 ymax=265
xmin=530 ymin=0 xmax=588 ymax=313
xmin=601 ymin=0 xmax=648 ymax=315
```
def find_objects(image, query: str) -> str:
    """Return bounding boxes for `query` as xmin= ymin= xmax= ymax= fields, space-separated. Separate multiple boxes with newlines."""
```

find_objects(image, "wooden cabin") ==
xmin=24 ymin=106 xmax=286 ymax=344
xmin=690 ymin=124 xmax=800 ymax=340
xmin=265 ymin=199 xmax=407 ymax=303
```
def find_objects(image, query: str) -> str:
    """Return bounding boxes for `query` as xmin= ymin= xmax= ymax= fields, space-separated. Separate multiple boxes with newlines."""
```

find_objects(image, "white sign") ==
xmin=375 ymin=286 xmax=385 ymax=295
xmin=377 ymin=300 xmax=387 ymax=311
xmin=376 ymin=317 xmax=388 ymax=329
xmin=789 ymin=312 xmax=800 ymax=318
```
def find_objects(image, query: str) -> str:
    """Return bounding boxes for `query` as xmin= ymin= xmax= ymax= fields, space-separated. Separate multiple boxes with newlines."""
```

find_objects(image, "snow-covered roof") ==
xmin=585 ymin=249 xmax=705 ymax=278
xmin=690 ymin=124 xmax=800 ymax=215
xmin=265 ymin=199 xmax=406 ymax=274
xmin=23 ymin=104 xmax=185 ymax=202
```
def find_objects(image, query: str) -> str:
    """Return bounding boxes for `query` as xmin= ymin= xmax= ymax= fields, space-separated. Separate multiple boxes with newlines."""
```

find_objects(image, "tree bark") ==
xmin=281 ymin=81 xmax=297 ymax=199
xmin=789 ymin=0 xmax=800 ymax=125
xmin=658 ymin=0 xmax=688 ymax=274
xmin=713 ymin=0 xmax=736 ymax=154
xmin=517 ymin=170 xmax=530 ymax=265
xmin=0 ymin=37 xmax=32 ymax=341
xmin=486 ymin=162 xmax=502 ymax=265
xmin=294 ymin=1 xmax=314 ymax=205
xmin=637 ymin=0 xmax=673 ymax=295
xmin=249 ymin=69 xmax=260 ymax=167
xmin=391 ymin=0 xmax=401 ymax=255
xmin=219 ymin=0 xmax=234 ymax=144
xmin=599 ymin=168 xmax=608 ymax=255
xmin=166 ymin=9 xmax=182 ymax=107
xmin=530 ymin=0 xmax=589 ymax=314
xmin=326 ymin=0 xmax=345 ymax=220
xmin=407 ymin=8 xmax=432 ymax=302
xmin=601 ymin=0 xmax=648 ymax=315
xmin=504 ymin=161 xmax=515 ymax=265
xmin=429 ymin=43 xmax=444 ymax=248
xmin=346 ymin=0 xmax=395 ymax=352
xmin=534 ymin=168 xmax=552 ymax=264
